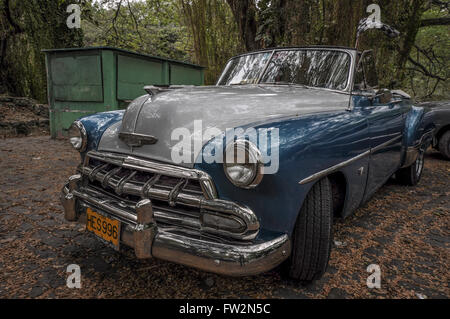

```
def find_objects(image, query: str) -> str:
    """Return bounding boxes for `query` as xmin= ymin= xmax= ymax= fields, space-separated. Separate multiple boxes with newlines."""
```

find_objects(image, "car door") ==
xmin=354 ymin=51 xmax=408 ymax=201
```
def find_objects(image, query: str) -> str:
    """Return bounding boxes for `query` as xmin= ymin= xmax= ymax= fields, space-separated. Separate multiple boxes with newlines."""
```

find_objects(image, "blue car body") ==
xmin=76 ymin=91 xmax=434 ymax=239
xmin=62 ymin=46 xmax=435 ymax=277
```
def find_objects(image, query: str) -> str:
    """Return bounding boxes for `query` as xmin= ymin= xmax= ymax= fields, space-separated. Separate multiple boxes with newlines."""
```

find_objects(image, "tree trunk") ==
xmin=226 ymin=0 xmax=259 ymax=51
xmin=396 ymin=0 xmax=428 ymax=81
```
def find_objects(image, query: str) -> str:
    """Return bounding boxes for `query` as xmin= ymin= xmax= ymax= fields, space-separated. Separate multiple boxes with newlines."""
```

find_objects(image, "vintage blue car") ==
xmin=61 ymin=46 xmax=435 ymax=282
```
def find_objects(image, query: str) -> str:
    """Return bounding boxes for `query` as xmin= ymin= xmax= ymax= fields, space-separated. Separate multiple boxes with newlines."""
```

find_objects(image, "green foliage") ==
xmin=0 ymin=0 xmax=84 ymax=102
xmin=226 ymin=0 xmax=448 ymax=101
xmin=180 ymin=0 xmax=243 ymax=84
xmin=0 ymin=0 xmax=448 ymax=101
xmin=82 ymin=0 xmax=191 ymax=62
xmin=404 ymin=7 xmax=449 ymax=100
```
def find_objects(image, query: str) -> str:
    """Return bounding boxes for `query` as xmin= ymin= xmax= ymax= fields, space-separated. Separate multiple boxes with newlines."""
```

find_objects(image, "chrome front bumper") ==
xmin=61 ymin=175 xmax=291 ymax=276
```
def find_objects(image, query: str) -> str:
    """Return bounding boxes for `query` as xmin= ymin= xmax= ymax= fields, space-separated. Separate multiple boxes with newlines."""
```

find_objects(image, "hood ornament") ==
xmin=119 ymin=132 xmax=158 ymax=147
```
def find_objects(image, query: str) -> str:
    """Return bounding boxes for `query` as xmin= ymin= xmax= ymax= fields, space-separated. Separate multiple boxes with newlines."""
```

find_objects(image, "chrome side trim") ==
xmin=370 ymin=134 xmax=402 ymax=153
xmin=298 ymin=133 xmax=412 ymax=185
xmin=299 ymin=134 xmax=404 ymax=185
xmin=298 ymin=150 xmax=370 ymax=185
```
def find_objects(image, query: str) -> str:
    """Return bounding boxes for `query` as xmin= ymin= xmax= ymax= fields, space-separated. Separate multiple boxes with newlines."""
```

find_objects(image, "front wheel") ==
xmin=396 ymin=149 xmax=425 ymax=186
xmin=286 ymin=177 xmax=333 ymax=282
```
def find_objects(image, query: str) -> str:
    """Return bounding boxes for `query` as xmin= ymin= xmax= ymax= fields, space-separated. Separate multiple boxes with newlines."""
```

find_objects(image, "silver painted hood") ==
xmin=98 ymin=85 xmax=349 ymax=168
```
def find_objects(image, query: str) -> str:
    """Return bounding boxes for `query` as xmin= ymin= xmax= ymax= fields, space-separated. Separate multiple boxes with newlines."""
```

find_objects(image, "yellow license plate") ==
xmin=86 ymin=208 xmax=120 ymax=248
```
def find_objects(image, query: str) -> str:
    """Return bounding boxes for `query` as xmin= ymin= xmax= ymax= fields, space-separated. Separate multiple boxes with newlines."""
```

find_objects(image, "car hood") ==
xmin=98 ymin=85 xmax=350 ymax=168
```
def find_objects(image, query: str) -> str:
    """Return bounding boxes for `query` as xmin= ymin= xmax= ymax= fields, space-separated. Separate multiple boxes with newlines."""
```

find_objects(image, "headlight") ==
xmin=68 ymin=121 xmax=87 ymax=152
xmin=223 ymin=140 xmax=264 ymax=189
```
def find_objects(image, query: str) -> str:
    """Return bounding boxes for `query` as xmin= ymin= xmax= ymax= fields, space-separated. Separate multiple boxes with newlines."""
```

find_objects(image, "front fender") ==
xmin=404 ymin=106 xmax=425 ymax=148
xmin=401 ymin=106 xmax=435 ymax=167
xmin=195 ymin=110 xmax=370 ymax=238
xmin=78 ymin=110 xmax=125 ymax=157
xmin=402 ymin=105 xmax=435 ymax=167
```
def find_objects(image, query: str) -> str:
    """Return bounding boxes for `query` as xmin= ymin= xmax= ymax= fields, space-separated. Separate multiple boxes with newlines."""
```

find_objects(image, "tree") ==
xmin=405 ymin=1 xmax=449 ymax=99
xmin=222 ymin=0 xmax=448 ymax=99
xmin=180 ymin=0 xmax=243 ymax=83
xmin=83 ymin=0 xmax=191 ymax=62
xmin=0 ymin=0 xmax=84 ymax=102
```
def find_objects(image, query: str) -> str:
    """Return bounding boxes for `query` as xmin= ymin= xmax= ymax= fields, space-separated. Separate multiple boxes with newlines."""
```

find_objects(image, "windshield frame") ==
xmin=216 ymin=47 xmax=356 ymax=93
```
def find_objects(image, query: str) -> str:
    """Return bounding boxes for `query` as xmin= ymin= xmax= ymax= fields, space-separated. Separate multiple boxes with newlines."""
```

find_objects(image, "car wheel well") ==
xmin=436 ymin=125 xmax=450 ymax=146
xmin=328 ymin=172 xmax=347 ymax=218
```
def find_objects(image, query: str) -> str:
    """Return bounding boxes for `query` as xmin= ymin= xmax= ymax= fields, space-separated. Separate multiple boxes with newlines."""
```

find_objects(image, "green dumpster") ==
xmin=43 ymin=47 xmax=205 ymax=138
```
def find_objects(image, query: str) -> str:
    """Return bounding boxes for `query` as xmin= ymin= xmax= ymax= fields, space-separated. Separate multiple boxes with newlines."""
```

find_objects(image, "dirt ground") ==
xmin=0 ymin=136 xmax=448 ymax=299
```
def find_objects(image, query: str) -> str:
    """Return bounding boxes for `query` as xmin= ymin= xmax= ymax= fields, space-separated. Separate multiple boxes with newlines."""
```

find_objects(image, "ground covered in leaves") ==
xmin=0 ymin=136 xmax=448 ymax=299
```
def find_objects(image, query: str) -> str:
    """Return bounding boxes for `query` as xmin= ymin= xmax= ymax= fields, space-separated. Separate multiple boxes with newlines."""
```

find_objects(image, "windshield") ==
xmin=217 ymin=52 xmax=272 ymax=85
xmin=217 ymin=49 xmax=351 ymax=91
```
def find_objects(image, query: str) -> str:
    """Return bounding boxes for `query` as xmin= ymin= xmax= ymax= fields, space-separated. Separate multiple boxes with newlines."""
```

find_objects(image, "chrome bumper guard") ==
xmin=61 ymin=175 xmax=291 ymax=276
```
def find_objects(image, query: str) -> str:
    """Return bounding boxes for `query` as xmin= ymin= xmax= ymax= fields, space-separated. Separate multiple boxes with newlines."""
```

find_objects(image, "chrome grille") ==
xmin=87 ymin=158 xmax=204 ymax=199
xmin=78 ymin=151 xmax=259 ymax=241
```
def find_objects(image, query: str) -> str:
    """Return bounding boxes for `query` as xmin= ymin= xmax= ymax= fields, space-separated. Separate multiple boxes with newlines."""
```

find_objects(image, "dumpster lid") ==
xmin=42 ymin=46 xmax=205 ymax=69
